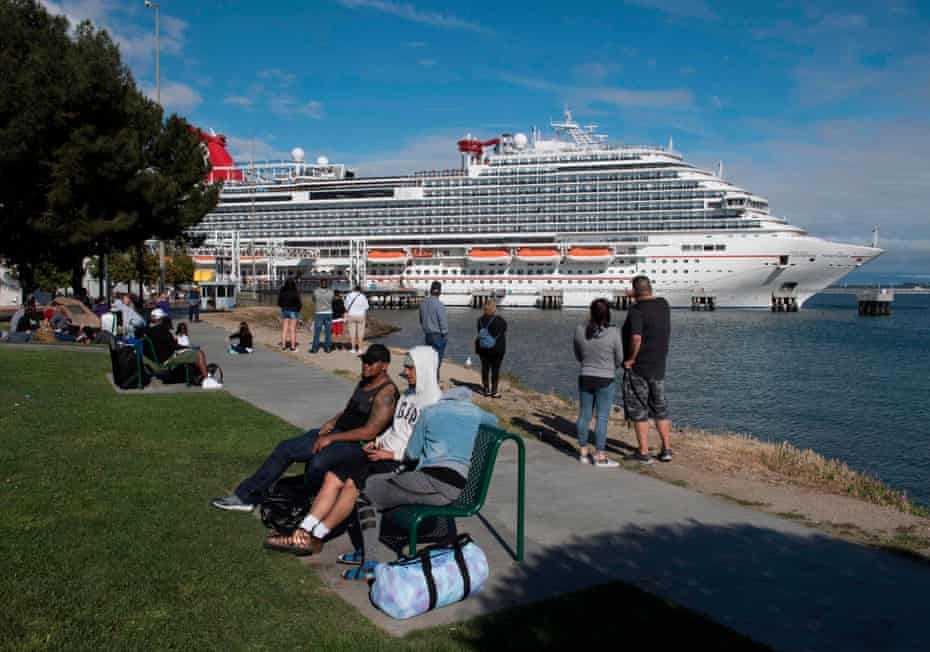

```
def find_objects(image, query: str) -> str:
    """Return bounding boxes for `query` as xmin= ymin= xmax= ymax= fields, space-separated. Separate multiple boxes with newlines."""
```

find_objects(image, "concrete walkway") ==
xmin=189 ymin=320 xmax=930 ymax=651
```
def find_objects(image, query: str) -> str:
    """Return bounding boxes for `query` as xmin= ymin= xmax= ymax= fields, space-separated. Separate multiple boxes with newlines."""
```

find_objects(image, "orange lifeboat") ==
xmin=467 ymin=248 xmax=512 ymax=263
xmin=367 ymin=250 xmax=409 ymax=263
xmin=515 ymin=248 xmax=561 ymax=263
xmin=412 ymin=248 xmax=433 ymax=258
xmin=566 ymin=247 xmax=613 ymax=263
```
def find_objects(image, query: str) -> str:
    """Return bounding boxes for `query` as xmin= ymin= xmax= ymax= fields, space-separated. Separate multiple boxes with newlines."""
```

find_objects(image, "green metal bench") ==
xmin=139 ymin=336 xmax=191 ymax=386
xmin=388 ymin=424 xmax=526 ymax=562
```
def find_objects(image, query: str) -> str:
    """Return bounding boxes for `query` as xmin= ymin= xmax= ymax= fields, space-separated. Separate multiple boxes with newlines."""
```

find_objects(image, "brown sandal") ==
xmin=263 ymin=528 xmax=323 ymax=556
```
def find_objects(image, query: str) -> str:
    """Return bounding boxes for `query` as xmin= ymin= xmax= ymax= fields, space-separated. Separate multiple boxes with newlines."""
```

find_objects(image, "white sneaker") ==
xmin=594 ymin=457 xmax=619 ymax=468
xmin=201 ymin=376 xmax=223 ymax=390
xmin=579 ymin=453 xmax=593 ymax=464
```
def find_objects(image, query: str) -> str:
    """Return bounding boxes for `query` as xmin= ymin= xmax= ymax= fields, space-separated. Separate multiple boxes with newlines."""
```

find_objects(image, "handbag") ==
xmin=370 ymin=533 xmax=489 ymax=620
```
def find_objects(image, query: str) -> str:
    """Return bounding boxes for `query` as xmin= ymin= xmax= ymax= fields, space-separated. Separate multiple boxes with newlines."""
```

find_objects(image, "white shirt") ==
xmin=344 ymin=291 xmax=369 ymax=317
xmin=176 ymin=334 xmax=191 ymax=347
xmin=375 ymin=391 xmax=423 ymax=461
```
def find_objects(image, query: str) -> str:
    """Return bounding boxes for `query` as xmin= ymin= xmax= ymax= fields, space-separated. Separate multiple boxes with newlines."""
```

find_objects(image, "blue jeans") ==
xmin=234 ymin=428 xmax=365 ymax=502
xmin=188 ymin=303 xmax=200 ymax=321
xmin=577 ymin=380 xmax=616 ymax=452
xmin=425 ymin=331 xmax=447 ymax=368
xmin=311 ymin=313 xmax=332 ymax=352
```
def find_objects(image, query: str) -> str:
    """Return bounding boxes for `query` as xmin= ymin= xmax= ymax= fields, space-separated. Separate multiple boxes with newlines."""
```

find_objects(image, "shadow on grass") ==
xmin=436 ymin=519 xmax=930 ymax=652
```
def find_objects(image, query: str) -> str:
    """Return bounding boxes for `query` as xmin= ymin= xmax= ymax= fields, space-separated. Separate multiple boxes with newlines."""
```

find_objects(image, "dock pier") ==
xmin=537 ymin=290 xmax=563 ymax=309
xmin=612 ymin=291 xmax=634 ymax=310
xmin=771 ymin=288 xmax=799 ymax=312
xmin=691 ymin=289 xmax=716 ymax=311
xmin=857 ymin=288 xmax=894 ymax=316
xmin=367 ymin=289 xmax=422 ymax=310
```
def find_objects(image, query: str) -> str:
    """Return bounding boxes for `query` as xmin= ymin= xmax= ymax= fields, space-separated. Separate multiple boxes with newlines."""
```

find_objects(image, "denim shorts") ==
xmin=622 ymin=369 xmax=669 ymax=421
xmin=280 ymin=310 xmax=300 ymax=320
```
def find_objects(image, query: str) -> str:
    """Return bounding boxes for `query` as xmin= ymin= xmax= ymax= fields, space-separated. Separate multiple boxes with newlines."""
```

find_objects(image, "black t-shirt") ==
xmin=622 ymin=297 xmax=671 ymax=380
xmin=145 ymin=323 xmax=179 ymax=362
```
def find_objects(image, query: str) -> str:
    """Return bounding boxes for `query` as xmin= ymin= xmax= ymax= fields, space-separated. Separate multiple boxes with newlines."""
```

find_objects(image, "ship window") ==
xmin=715 ymin=244 xmax=726 ymax=251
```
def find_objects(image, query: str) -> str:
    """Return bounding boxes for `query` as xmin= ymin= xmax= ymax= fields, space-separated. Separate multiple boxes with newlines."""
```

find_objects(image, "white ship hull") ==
xmin=358 ymin=233 xmax=881 ymax=308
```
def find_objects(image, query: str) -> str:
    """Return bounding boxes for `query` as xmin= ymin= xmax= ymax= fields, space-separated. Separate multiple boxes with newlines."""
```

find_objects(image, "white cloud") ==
xmin=623 ymin=0 xmax=716 ymax=21
xmin=269 ymin=96 xmax=324 ymax=119
xmin=691 ymin=118 xmax=930 ymax=275
xmin=257 ymin=68 xmax=296 ymax=86
xmin=573 ymin=62 xmax=620 ymax=84
xmin=225 ymin=136 xmax=292 ymax=162
xmin=500 ymin=73 xmax=693 ymax=109
xmin=337 ymin=0 xmax=492 ymax=34
xmin=224 ymin=96 xmax=253 ymax=107
xmin=38 ymin=0 xmax=187 ymax=64
xmin=352 ymin=133 xmax=460 ymax=176
xmin=143 ymin=81 xmax=202 ymax=113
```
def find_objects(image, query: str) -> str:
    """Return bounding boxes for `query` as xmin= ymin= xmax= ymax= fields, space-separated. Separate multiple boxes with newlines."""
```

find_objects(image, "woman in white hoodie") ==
xmin=263 ymin=346 xmax=441 ymax=559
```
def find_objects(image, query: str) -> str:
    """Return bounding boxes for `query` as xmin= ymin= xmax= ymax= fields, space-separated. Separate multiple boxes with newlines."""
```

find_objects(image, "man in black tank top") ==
xmin=211 ymin=344 xmax=398 ymax=511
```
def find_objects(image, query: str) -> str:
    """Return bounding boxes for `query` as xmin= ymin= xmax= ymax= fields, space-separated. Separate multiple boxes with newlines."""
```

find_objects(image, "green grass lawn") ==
xmin=0 ymin=347 xmax=768 ymax=651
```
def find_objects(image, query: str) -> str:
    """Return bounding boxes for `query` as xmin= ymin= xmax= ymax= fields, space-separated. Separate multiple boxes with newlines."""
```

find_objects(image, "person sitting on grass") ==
xmin=263 ymin=346 xmax=441 ymax=563
xmin=145 ymin=308 xmax=222 ymax=389
xmin=227 ymin=321 xmax=254 ymax=354
xmin=210 ymin=344 xmax=399 ymax=512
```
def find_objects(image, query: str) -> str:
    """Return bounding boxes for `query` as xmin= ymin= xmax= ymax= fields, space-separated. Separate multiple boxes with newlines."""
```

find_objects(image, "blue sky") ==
xmin=40 ymin=0 xmax=930 ymax=281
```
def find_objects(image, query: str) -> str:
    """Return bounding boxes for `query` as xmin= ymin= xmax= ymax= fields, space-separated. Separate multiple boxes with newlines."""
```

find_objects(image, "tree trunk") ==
xmin=98 ymin=255 xmax=105 ymax=299
xmin=17 ymin=263 xmax=36 ymax=303
xmin=71 ymin=259 xmax=85 ymax=298
xmin=136 ymin=243 xmax=145 ymax=300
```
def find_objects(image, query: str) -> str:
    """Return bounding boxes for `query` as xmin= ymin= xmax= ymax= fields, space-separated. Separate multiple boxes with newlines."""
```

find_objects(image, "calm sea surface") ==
xmin=374 ymin=293 xmax=930 ymax=504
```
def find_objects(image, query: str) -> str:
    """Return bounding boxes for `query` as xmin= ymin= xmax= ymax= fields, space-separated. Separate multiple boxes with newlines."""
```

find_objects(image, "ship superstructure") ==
xmin=188 ymin=112 xmax=882 ymax=308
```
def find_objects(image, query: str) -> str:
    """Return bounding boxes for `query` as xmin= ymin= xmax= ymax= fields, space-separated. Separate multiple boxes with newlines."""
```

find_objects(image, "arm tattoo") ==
xmin=368 ymin=386 xmax=398 ymax=433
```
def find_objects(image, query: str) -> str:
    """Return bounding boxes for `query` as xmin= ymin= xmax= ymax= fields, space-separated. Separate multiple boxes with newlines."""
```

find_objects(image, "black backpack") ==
xmin=259 ymin=476 xmax=313 ymax=535
xmin=110 ymin=343 xmax=150 ymax=389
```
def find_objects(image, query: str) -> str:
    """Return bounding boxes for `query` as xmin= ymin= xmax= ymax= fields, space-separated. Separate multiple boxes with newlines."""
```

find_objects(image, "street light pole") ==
xmin=146 ymin=0 xmax=166 ymax=295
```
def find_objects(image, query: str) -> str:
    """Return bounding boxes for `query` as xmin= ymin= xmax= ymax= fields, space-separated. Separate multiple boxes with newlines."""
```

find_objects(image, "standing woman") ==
xmin=277 ymin=278 xmax=302 ymax=352
xmin=475 ymin=300 xmax=507 ymax=397
xmin=344 ymin=285 xmax=370 ymax=354
xmin=572 ymin=298 xmax=623 ymax=468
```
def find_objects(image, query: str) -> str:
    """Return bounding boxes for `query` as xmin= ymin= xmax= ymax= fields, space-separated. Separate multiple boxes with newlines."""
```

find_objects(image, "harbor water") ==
xmin=375 ymin=293 xmax=930 ymax=505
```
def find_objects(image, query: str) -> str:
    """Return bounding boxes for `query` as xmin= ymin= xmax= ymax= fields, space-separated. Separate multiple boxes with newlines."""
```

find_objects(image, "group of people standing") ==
xmin=417 ymin=281 xmax=508 ymax=398
xmin=276 ymin=278 xmax=371 ymax=354
xmin=574 ymin=275 xmax=672 ymax=467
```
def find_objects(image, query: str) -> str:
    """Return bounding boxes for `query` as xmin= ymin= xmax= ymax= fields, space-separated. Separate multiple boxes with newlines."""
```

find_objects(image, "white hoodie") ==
xmin=374 ymin=345 xmax=441 ymax=460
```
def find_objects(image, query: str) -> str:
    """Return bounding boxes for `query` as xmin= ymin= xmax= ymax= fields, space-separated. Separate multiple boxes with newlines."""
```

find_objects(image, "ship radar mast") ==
xmin=550 ymin=108 xmax=608 ymax=148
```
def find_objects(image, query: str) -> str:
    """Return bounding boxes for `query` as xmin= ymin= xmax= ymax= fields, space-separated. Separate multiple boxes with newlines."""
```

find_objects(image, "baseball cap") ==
xmin=430 ymin=281 xmax=442 ymax=295
xmin=359 ymin=343 xmax=391 ymax=364
xmin=150 ymin=308 xmax=167 ymax=320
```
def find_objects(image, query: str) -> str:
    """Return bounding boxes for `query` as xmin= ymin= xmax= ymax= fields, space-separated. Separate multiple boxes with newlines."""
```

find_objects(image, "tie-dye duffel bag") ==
xmin=370 ymin=534 xmax=489 ymax=619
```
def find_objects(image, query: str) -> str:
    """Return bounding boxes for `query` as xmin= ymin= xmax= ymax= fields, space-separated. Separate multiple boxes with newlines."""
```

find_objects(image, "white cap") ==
xmin=151 ymin=308 xmax=167 ymax=320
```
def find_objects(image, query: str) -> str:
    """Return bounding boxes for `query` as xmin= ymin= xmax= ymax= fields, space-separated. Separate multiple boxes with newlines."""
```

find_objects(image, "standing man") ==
xmin=187 ymin=285 xmax=202 ymax=323
xmin=419 ymin=280 xmax=449 ymax=370
xmin=621 ymin=276 xmax=672 ymax=464
xmin=311 ymin=278 xmax=334 ymax=353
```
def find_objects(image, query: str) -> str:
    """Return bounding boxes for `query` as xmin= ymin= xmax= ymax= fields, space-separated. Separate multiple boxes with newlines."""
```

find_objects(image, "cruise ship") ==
xmin=189 ymin=111 xmax=882 ymax=308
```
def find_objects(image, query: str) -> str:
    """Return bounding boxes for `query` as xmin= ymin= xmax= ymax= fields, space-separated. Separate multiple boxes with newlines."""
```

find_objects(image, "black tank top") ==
xmin=334 ymin=378 xmax=398 ymax=432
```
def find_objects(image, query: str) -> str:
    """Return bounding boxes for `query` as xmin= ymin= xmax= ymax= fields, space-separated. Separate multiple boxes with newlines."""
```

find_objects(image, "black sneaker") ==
xmin=658 ymin=449 xmax=673 ymax=463
xmin=625 ymin=452 xmax=654 ymax=465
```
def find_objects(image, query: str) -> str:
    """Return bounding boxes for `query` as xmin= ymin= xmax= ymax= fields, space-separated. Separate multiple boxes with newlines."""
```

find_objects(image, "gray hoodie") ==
xmin=573 ymin=324 xmax=623 ymax=379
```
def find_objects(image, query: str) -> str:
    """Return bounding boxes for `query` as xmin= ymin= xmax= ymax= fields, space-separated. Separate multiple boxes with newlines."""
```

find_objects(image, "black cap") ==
xmin=430 ymin=281 xmax=442 ymax=295
xmin=359 ymin=343 xmax=391 ymax=364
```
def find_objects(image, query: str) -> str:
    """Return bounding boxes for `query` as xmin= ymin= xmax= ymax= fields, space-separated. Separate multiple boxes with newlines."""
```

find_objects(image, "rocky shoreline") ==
xmin=203 ymin=308 xmax=930 ymax=559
